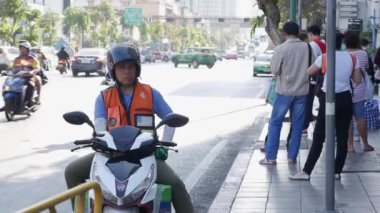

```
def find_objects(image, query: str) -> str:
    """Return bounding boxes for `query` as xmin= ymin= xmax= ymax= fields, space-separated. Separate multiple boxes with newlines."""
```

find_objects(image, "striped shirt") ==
xmin=349 ymin=50 xmax=368 ymax=102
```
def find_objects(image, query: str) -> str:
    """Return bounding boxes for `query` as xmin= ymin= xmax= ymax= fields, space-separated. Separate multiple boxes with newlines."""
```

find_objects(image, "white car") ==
xmin=0 ymin=46 xmax=20 ymax=71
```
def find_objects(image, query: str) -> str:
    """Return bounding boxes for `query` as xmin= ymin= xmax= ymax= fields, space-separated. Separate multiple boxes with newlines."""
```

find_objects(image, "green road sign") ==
xmin=124 ymin=7 xmax=142 ymax=26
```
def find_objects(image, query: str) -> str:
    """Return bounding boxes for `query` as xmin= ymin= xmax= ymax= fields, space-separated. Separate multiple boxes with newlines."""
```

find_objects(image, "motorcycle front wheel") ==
xmin=5 ymin=104 xmax=15 ymax=121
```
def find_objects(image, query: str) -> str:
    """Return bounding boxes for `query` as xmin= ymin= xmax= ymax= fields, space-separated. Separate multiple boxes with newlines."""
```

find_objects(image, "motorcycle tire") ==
xmin=5 ymin=101 xmax=15 ymax=121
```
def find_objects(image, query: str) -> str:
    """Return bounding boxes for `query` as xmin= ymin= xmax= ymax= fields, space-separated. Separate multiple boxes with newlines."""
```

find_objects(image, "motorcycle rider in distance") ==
xmin=64 ymin=43 xmax=194 ymax=213
xmin=11 ymin=41 xmax=42 ymax=106
xmin=56 ymin=45 xmax=71 ymax=70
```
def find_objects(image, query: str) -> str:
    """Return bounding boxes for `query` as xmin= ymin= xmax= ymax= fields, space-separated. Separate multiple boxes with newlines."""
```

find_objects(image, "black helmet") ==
xmin=107 ymin=44 xmax=141 ymax=81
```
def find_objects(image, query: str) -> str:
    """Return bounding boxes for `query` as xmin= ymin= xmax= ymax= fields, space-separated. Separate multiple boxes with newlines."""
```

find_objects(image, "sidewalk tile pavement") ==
xmin=208 ymin=95 xmax=380 ymax=213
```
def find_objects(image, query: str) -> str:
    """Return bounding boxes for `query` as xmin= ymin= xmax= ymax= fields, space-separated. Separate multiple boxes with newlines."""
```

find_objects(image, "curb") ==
xmin=207 ymin=114 xmax=268 ymax=212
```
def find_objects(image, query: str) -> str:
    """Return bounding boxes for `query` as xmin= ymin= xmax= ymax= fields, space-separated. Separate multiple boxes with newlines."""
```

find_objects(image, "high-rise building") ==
xmin=196 ymin=0 xmax=236 ymax=17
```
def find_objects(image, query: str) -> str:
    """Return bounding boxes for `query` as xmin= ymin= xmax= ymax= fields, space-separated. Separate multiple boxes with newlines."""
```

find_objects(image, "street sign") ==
xmin=124 ymin=7 xmax=142 ymax=26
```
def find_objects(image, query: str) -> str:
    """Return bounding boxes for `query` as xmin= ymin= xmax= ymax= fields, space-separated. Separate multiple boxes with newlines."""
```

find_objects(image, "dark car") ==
xmin=141 ymin=50 xmax=155 ymax=63
xmin=71 ymin=48 xmax=107 ymax=77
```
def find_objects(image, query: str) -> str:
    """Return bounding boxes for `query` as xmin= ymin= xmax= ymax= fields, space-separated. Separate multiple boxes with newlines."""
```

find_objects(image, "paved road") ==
xmin=0 ymin=59 xmax=271 ymax=212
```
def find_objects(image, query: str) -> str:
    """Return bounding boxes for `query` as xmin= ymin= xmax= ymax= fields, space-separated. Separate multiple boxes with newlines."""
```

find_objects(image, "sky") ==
xmin=236 ymin=0 xmax=262 ymax=17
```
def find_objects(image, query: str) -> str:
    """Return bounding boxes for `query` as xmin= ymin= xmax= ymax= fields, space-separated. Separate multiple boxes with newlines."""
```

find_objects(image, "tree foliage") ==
xmin=0 ymin=0 xmax=28 ymax=45
xmin=63 ymin=6 xmax=90 ymax=47
xmin=39 ymin=11 xmax=60 ymax=46
xmin=255 ymin=0 xmax=326 ymax=45
xmin=20 ymin=9 xmax=42 ymax=46
xmin=86 ymin=0 xmax=120 ymax=47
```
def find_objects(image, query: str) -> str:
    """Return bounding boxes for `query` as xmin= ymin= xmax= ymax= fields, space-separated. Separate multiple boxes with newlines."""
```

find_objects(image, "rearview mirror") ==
xmin=156 ymin=113 xmax=189 ymax=129
xmin=63 ymin=111 xmax=94 ymax=128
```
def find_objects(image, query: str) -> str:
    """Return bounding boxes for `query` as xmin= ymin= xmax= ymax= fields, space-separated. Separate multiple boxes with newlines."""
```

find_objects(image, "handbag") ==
xmin=364 ymin=99 xmax=380 ymax=130
xmin=375 ymin=69 xmax=380 ymax=81
xmin=266 ymin=77 xmax=277 ymax=106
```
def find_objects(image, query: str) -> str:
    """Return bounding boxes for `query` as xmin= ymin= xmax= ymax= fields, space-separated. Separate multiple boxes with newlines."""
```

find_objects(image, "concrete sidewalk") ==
xmin=209 ymin=98 xmax=380 ymax=213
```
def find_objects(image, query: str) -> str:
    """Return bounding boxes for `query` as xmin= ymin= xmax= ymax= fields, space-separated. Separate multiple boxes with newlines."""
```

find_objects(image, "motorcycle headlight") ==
xmin=91 ymin=161 xmax=120 ymax=205
xmin=122 ymin=164 xmax=155 ymax=204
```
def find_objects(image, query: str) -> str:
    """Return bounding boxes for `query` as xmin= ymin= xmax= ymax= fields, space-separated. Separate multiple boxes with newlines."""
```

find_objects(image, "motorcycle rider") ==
xmin=64 ymin=43 xmax=194 ymax=213
xmin=11 ymin=41 xmax=42 ymax=106
xmin=56 ymin=45 xmax=71 ymax=70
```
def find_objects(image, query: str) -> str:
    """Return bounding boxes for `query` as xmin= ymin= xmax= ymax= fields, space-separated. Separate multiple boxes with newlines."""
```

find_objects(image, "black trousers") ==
xmin=303 ymin=91 xmax=353 ymax=175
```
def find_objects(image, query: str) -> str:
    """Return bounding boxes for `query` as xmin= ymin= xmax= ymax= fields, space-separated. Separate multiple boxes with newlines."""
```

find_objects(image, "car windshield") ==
xmin=256 ymin=55 xmax=272 ymax=62
xmin=77 ymin=48 xmax=105 ymax=56
xmin=6 ymin=47 xmax=19 ymax=55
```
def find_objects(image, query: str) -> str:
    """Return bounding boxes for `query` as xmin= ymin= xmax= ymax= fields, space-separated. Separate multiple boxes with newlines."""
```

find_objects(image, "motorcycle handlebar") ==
xmin=74 ymin=139 xmax=92 ymax=145
xmin=157 ymin=141 xmax=177 ymax=147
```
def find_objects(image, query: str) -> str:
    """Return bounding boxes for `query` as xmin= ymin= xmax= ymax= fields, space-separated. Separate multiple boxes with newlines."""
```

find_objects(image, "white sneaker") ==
xmin=259 ymin=158 xmax=277 ymax=165
xmin=289 ymin=172 xmax=310 ymax=180
xmin=335 ymin=174 xmax=341 ymax=180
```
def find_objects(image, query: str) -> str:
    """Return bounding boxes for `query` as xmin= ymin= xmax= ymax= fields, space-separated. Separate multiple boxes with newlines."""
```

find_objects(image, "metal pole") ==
xmin=324 ymin=0 xmax=336 ymax=212
xmin=290 ymin=0 xmax=296 ymax=21
xmin=297 ymin=0 xmax=302 ymax=29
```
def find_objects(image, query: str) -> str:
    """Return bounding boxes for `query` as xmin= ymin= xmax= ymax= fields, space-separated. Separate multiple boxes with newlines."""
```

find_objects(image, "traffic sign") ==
xmin=124 ymin=7 xmax=142 ymax=26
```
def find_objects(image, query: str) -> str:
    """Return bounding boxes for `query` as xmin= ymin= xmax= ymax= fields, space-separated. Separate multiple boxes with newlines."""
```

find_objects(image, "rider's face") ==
xmin=115 ymin=61 xmax=137 ymax=87
xmin=19 ymin=46 xmax=29 ymax=56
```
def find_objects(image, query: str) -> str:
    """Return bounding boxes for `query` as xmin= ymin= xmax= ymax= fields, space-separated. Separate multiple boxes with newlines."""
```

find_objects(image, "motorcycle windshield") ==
xmin=110 ymin=126 xmax=141 ymax=152
xmin=106 ymin=160 xmax=140 ymax=181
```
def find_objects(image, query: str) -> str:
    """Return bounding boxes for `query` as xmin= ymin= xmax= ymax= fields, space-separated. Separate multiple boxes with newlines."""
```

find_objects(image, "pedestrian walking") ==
xmin=345 ymin=32 xmax=374 ymax=153
xmin=259 ymin=22 xmax=312 ymax=165
xmin=289 ymin=31 xmax=363 ymax=180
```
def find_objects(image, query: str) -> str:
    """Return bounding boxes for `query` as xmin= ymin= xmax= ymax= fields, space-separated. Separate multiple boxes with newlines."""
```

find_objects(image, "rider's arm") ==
xmin=94 ymin=93 xmax=107 ymax=132
xmin=30 ymin=58 xmax=41 ymax=74
xmin=152 ymin=88 xmax=175 ymax=141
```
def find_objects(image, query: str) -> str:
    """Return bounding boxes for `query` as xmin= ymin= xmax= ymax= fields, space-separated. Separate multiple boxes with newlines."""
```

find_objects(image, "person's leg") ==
xmin=335 ymin=92 xmax=353 ymax=174
xmin=265 ymin=94 xmax=293 ymax=161
xmin=347 ymin=119 xmax=355 ymax=153
xmin=64 ymin=153 xmax=95 ymax=208
xmin=156 ymin=160 xmax=194 ymax=213
xmin=25 ymin=81 xmax=35 ymax=107
xmin=32 ymin=75 xmax=42 ymax=102
xmin=287 ymin=95 xmax=307 ymax=161
xmin=354 ymin=100 xmax=374 ymax=151
xmin=304 ymin=84 xmax=316 ymax=130
xmin=302 ymin=94 xmax=326 ymax=175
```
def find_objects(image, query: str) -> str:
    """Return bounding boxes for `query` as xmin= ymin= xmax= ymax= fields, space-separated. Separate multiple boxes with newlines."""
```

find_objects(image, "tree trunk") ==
xmin=257 ymin=0 xmax=285 ymax=46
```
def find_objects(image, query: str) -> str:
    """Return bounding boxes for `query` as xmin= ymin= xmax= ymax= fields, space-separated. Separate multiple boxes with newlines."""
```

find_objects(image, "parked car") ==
xmin=171 ymin=47 xmax=217 ymax=69
xmin=253 ymin=53 xmax=273 ymax=77
xmin=237 ymin=52 xmax=246 ymax=59
xmin=140 ymin=50 xmax=155 ymax=63
xmin=71 ymin=48 xmax=107 ymax=77
xmin=153 ymin=52 xmax=163 ymax=61
xmin=0 ymin=46 xmax=19 ymax=72
xmin=225 ymin=52 xmax=237 ymax=60
xmin=215 ymin=50 xmax=226 ymax=61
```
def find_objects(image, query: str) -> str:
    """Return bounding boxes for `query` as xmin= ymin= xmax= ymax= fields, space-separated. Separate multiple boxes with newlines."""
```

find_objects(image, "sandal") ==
xmin=363 ymin=145 xmax=375 ymax=152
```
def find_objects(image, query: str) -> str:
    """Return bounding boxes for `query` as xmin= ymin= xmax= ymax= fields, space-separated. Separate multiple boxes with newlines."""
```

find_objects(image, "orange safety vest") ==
xmin=101 ymin=83 xmax=154 ymax=131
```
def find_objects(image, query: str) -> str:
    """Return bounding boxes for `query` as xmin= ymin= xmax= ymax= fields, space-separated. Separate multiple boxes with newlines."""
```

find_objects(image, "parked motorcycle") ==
xmin=63 ymin=111 xmax=189 ymax=212
xmin=57 ymin=60 xmax=67 ymax=74
xmin=1 ymin=70 xmax=39 ymax=121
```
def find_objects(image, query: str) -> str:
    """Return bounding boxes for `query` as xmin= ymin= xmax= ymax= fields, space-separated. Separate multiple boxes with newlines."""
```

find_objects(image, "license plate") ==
xmin=80 ymin=58 xmax=92 ymax=64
